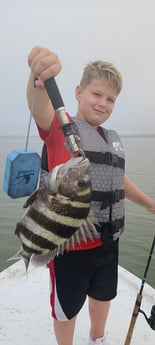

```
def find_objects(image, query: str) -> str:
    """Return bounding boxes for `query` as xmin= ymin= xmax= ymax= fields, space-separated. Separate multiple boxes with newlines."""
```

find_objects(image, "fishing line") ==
xmin=3 ymin=84 xmax=41 ymax=199
xmin=25 ymin=113 xmax=32 ymax=152
xmin=25 ymin=81 xmax=37 ymax=151
xmin=124 ymin=235 xmax=155 ymax=345
xmin=25 ymin=81 xmax=36 ymax=151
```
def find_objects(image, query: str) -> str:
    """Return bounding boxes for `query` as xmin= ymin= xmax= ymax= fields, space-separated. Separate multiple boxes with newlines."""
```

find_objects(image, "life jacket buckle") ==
xmin=108 ymin=220 xmax=119 ymax=235
xmin=104 ymin=152 xmax=112 ymax=164
xmin=108 ymin=221 xmax=116 ymax=235
xmin=112 ymin=154 xmax=118 ymax=166
xmin=111 ymin=190 xmax=120 ymax=203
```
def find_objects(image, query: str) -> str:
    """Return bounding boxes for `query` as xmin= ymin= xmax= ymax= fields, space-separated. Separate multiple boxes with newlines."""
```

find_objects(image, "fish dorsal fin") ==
xmin=23 ymin=189 xmax=39 ymax=208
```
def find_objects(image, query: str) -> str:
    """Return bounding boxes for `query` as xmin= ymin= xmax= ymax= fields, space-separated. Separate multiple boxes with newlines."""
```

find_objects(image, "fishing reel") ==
xmin=44 ymin=77 xmax=86 ymax=159
xmin=139 ymin=305 xmax=155 ymax=330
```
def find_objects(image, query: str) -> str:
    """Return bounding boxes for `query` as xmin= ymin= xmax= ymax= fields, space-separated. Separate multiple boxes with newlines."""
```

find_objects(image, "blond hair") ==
xmin=80 ymin=60 xmax=123 ymax=95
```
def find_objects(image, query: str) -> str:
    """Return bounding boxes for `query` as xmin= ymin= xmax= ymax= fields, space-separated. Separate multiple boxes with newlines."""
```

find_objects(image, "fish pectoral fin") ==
xmin=23 ymin=189 xmax=40 ymax=208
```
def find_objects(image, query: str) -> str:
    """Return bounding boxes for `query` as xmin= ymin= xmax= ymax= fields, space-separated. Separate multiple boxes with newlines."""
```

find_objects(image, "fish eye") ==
xmin=78 ymin=179 xmax=86 ymax=188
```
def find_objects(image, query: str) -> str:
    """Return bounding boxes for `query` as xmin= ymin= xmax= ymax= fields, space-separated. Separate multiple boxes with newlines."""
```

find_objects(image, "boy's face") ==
xmin=75 ymin=78 xmax=118 ymax=127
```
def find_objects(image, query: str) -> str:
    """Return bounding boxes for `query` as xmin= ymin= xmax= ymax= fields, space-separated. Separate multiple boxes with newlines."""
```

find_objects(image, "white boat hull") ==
xmin=0 ymin=261 xmax=155 ymax=345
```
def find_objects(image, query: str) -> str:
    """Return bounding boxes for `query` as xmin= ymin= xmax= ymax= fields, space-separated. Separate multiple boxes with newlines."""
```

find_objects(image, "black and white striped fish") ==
xmin=11 ymin=156 xmax=98 ymax=271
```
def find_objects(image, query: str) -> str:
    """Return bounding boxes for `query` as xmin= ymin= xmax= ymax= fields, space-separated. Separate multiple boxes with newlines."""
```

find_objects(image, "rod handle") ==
xmin=124 ymin=293 xmax=142 ymax=345
xmin=44 ymin=77 xmax=64 ymax=110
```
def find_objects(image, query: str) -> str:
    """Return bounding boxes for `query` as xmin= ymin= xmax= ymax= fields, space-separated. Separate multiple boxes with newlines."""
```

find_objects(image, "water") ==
xmin=0 ymin=135 xmax=155 ymax=288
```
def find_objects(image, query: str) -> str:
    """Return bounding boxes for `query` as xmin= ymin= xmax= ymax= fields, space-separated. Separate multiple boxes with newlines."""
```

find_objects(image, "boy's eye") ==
xmin=93 ymin=92 xmax=101 ymax=96
xmin=108 ymin=98 xmax=114 ymax=103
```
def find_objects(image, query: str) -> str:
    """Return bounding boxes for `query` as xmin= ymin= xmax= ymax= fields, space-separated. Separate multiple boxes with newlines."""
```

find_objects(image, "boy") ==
xmin=27 ymin=46 xmax=155 ymax=345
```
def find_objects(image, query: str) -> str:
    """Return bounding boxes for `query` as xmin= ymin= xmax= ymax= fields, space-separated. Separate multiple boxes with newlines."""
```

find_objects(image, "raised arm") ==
xmin=27 ymin=46 xmax=62 ymax=131
xmin=125 ymin=175 xmax=155 ymax=214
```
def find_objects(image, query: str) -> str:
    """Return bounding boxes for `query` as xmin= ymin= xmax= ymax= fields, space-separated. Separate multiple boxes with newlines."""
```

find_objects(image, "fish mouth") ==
xmin=46 ymin=156 xmax=90 ymax=193
xmin=59 ymin=156 xmax=89 ymax=173
xmin=74 ymin=156 xmax=89 ymax=168
xmin=57 ymin=156 xmax=89 ymax=182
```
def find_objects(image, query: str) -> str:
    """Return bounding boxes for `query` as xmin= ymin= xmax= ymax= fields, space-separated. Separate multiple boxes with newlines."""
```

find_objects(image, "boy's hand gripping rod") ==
xmin=44 ymin=77 xmax=85 ymax=158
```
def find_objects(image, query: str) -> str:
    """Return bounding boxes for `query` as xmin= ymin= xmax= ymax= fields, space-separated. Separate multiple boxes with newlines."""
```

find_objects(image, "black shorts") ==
xmin=49 ymin=240 xmax=119 ymax=321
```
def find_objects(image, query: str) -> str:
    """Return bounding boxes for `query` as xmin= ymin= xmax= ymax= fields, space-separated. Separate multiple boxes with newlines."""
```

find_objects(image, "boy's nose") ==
xmin=99 ymin=97 xmax=106 ymax=107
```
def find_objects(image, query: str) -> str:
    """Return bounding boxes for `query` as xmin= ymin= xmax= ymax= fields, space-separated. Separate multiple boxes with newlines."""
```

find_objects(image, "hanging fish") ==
xmin=10 ymin=156 xmax=98 ymax=272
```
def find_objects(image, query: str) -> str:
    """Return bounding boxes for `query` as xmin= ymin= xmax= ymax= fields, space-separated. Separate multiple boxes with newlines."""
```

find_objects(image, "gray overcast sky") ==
xmin=0 ymin=0 xmax=155 ymax=136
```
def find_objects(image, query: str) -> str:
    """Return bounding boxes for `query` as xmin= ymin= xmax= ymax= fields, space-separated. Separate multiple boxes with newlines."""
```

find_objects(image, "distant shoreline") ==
xmin=0 ymin=132 xmax=155 ymax=138
xmin=120 ymin=133 xmax=155 ymax=137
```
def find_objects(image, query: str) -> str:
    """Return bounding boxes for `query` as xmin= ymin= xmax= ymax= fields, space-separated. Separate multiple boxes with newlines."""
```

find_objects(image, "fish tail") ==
xmin=7 ymin=250 xmax=22 ymax=262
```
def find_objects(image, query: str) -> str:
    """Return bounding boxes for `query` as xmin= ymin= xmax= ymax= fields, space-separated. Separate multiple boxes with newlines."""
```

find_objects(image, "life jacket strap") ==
xmin=84 ymin=150 xmax=125 ymax=169
xmin=92 ymin=189 xmax=125 ymax=209
xmin=41 ymin=143 xmax=48 ymax=171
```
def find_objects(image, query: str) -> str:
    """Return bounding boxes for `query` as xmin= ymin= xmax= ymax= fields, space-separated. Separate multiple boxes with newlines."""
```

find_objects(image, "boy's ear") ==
xmin=75 ymin=85 xmax=81 ymax=101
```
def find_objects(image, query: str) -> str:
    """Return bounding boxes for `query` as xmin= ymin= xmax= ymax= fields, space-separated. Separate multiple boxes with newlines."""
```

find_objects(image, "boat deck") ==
xmin=0 ymin=261 xmax=155 ymax=345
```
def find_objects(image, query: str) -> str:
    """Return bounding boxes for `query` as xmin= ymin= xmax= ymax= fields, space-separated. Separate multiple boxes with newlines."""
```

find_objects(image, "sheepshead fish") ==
xmin=11 ymin=156 xmax=98 ymax=271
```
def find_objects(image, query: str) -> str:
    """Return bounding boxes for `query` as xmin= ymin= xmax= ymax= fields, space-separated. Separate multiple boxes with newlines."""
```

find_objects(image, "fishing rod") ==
xmin=124 ymin=235 xmax=155 ymax=345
